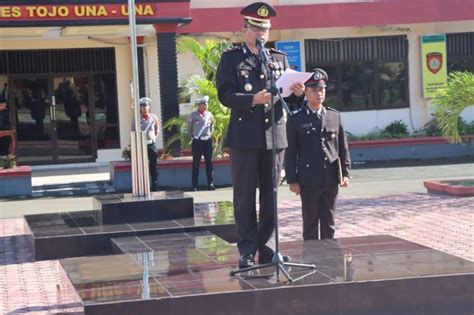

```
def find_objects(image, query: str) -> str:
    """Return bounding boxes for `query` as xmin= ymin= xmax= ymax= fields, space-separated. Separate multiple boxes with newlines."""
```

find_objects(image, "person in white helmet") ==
xmin=187 ymin=96 xmax=215 ymax=191
xmin=132 ymin=97 xmax=160 ymax=190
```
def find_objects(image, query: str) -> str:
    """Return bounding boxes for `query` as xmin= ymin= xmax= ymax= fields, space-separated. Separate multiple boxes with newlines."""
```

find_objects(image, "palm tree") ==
xmin=177 ymin=37 xmax=231 ymax=81
xmin=431 ymin=71 xmax=474 ymax=143
xmin=163 ymin=36 xmax=233 ymax=156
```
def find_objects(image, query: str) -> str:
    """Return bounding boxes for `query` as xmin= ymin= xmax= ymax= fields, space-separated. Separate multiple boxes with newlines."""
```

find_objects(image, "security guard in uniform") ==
xmin=132 ymin=97 xmax=160 ymax=191
xmin=285 ymin=68 xmax=351 ymax=240
xmin=216 ymin=2 xmax=305 ymax=268
xmin=187 ymin=96 xmax=215 ymax=191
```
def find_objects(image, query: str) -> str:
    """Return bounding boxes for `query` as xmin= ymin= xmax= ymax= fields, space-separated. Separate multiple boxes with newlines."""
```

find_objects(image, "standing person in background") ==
xmin=216 ymin=2 xmax=305 ymax=268
xmin=132 ymin=97 xmax=160 ymax=191
xmin=0 ymin=97 xmax=11 ymax=155
xmin=187 ymin=96 xmax=215 ymax=191
xmin=285 ymin=68 xmax=351 ymax=240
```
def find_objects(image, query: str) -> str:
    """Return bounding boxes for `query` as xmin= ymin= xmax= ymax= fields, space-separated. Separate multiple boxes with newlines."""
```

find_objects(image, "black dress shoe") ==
xmin=238 ymin=254 xmax=254 ymax=268
xmin=207 ymin=184 xmax=215 ymax=191
xmin=192 ymin=187 xmax=198 ymax=191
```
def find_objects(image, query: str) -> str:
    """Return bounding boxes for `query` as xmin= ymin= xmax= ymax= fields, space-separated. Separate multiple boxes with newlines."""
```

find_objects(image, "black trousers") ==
xmin=147 ymin=142 xmax=159 ymax=186
xmin=300 ymin=184 xmax=339 ymax=240
xmin=191 ymin=139 xmax=214 ymax=187
xmin=230 ymin=148 xmax=284 ymax=256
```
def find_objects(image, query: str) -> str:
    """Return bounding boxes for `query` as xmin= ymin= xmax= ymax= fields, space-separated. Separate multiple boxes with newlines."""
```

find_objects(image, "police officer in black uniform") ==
xmin=216 ymin=2 xmax=305 ymax=268
xmin=285 ymin=68 xmax=351 ymax=240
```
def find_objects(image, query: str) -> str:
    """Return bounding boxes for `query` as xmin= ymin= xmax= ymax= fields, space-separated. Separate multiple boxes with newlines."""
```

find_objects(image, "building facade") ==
xmin=0 ymin=0 xmax=473 ymax=165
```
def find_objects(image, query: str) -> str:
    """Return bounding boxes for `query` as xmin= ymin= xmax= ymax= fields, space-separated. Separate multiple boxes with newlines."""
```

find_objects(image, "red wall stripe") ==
xmin=179 ymin=0 xmax=474 ymax=34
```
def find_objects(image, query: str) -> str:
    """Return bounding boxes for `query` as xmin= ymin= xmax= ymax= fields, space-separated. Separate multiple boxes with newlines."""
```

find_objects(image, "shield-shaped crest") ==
xmin=426 ymin=52 xmax=443 ymax=74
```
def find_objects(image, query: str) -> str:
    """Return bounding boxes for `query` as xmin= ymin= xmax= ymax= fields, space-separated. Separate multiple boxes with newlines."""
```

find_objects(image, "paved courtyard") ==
xmin=1 ymin=192 xmax=473 ymax=314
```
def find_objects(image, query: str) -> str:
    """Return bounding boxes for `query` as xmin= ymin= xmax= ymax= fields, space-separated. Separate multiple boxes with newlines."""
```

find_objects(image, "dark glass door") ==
xmin=12 ymin=77 xmax=54 ymax=164
xmin=52 ymin=76 xmax=93 ymax=162
xmin=11 ymin=76 xmax=94 ymax=164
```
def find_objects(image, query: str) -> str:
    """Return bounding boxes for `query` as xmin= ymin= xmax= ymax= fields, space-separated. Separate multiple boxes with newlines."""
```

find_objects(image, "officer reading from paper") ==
xmin=285 ymin=68 xmax=351 ymax=240
xmin=216 ymin=2 xmax=305 ymax=268
xmin=187 ymin=96 xmax=215 ymax=191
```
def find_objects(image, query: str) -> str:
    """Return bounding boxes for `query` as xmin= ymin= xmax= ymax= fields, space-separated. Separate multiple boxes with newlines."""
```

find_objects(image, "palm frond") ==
xmin=431 ymin=71 xmax=474 ymax=143
xmin=162 ymin=115 xmax=192 ymax=153
xmin=176 ymin=35 xmax=233 ymax=156
xmin=162 ymin=116 xmax=186 ymax=130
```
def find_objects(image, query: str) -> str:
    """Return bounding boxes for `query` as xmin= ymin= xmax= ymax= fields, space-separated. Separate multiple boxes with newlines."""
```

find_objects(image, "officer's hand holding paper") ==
xmin=276 ymin=68 xmax=314 ymax=98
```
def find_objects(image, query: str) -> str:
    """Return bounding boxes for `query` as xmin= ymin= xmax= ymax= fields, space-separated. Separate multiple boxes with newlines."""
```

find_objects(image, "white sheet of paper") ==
xmin=276 ymin=68 xmax=313 ymax=97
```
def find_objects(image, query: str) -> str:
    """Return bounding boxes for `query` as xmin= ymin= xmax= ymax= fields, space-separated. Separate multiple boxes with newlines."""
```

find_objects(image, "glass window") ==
xmin=448 ymin=57 xmax=474 ymax=73
xmin=93 ymin=74 xmax=119 ymax=149
xmin=323 ymin=65 xmax=337 ymax=109
xmin=305 ymin=36 xmax=409 ymax=112
xmin=447 ymin=32 xmax=474 ymax=74
xmin=377 ymin=61 xmax=407 ymax=109
xmin=341 ymin=62 xmax=374 ymax=110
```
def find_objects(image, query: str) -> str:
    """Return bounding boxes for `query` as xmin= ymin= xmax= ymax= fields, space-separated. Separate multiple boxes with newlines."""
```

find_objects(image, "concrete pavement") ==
xmin=1 ymin=161 xmax=472 ymax=218
xmin=0 ymin=161 xmax=473 ymax=314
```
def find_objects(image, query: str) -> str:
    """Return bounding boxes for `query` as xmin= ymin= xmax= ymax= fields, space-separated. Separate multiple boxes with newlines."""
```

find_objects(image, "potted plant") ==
xmin=0 ymin=154 xmax=16 ymax=169
xmin=0 ymin=154 xmax=32 ymax=197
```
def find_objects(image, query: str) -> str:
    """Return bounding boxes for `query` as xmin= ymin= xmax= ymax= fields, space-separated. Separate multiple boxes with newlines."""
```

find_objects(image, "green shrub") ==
xmin=418 ymin=117 xmax=442 ymax=137
xmin=458 ymin=118 xmax=474 ymax=136
xmin=383 ymin=120 xmax=409 ymax=138
xmin=0 ymin=155 xmax=17 ymax=169
xmin=122 ymin=145 xmax=131 ymax=161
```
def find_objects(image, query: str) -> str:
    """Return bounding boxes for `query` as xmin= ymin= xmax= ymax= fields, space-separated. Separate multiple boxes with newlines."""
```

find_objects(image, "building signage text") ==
xmin=420 ymin=34 xmax=448 ymax=98
xmin=0 ymin=4 xmax=157 ymax=20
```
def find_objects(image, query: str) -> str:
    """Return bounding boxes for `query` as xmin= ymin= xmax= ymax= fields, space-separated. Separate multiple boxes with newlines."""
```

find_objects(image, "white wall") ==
xmin=341 ymin=108 xmax=413 ymax=135
xmin=143 ymin=36 xmax=163 ymax=150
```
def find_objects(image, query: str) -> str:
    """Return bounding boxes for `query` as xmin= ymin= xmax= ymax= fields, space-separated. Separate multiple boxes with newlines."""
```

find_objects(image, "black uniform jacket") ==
xmin=285 ymin=104 xmax=351 ymax=186
xmin=216 ymin=44 xmax=301 ymax=150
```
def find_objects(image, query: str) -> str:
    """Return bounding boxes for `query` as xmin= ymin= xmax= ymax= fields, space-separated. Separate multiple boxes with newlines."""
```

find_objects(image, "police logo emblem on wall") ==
xmin=244 ymin=83 xmax=253 ymax=92
xmin=426 ymin=52 xmax=443 ymax=74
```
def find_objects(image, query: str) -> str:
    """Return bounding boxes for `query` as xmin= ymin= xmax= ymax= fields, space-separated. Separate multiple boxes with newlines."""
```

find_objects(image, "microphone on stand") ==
xmin=256 ymin=38 xmax=265 ymax=51
xmin=255 ymin=38 xmax=269 ymax=64
xmin=256 ymin=38 xmax=268 ymax=60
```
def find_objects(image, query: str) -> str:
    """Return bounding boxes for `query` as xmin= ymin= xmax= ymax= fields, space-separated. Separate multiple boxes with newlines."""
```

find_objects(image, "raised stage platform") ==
xmin=58 ymin=234 xmax=474 ymax=315
xmin=25 ymin=198 xmax=237 ymax=260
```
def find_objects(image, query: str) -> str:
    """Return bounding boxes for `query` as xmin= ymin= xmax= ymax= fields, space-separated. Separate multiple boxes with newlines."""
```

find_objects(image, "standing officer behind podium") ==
xmin=285 ymin=69 xmax=351 ymax=240
xmin=187 ymin=96 xmax=215 ymax=191
xmin=216 ymin=2 xmax=305 ymax=268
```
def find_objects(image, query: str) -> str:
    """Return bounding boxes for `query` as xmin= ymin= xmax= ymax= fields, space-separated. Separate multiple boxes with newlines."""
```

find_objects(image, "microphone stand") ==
xmin=230 ymin=39 xmax=316 ymax=283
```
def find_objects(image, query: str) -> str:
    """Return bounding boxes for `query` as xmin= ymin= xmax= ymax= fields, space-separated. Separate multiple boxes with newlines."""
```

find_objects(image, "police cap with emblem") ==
xmin=304 ymin=68 xmax=328 ymax=88
xmin=241 ymin=2 xmax=276 ymax=29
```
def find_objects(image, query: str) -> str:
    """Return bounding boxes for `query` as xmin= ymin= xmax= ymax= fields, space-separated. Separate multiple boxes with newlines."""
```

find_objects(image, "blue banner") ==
xmin=275 ymin=40 xmax=302 ymax=71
